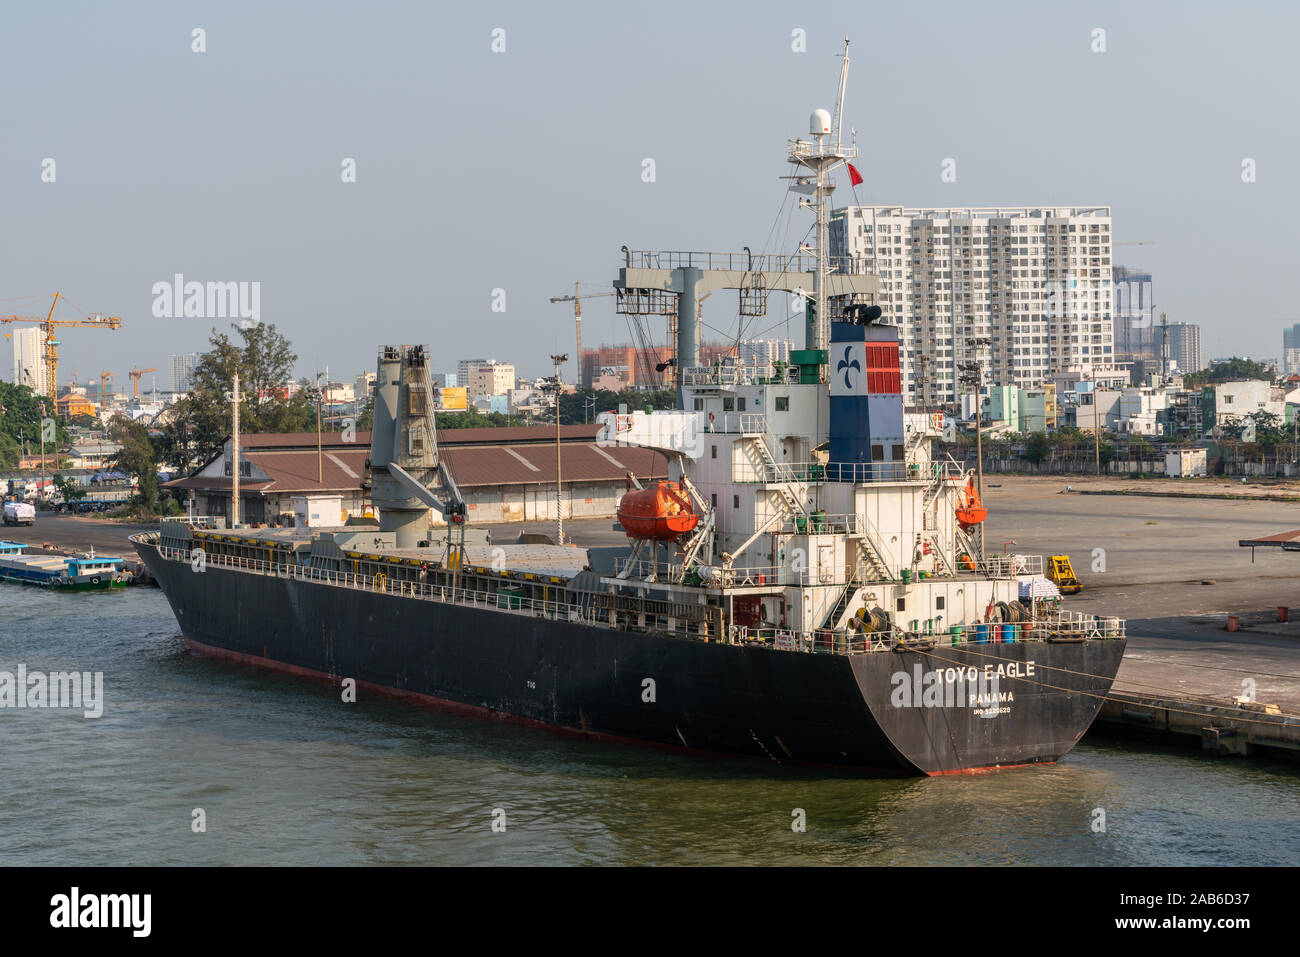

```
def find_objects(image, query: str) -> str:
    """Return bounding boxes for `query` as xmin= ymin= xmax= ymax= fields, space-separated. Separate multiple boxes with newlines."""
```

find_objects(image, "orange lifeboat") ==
xmin=955 ymin=477 xmax=988 ymax=530
xmin=617 ymin=481 xmax=699 ymax=541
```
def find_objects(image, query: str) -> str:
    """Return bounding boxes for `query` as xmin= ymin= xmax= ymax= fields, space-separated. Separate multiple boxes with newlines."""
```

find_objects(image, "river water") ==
xmin=2 ymin=586 xmax=1297 ymax=866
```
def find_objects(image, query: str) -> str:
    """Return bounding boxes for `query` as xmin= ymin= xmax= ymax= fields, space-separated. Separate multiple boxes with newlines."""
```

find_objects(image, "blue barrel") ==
xmin=975 ymin=623 xmax=989 ymax=644
xmin=1001 ymin=623 xmax=1016 ymax=643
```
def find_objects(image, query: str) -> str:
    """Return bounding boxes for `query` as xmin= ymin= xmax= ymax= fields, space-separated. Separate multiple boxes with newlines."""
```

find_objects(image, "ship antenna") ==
xmin=832 ymin=37 xmax=851 ymax=153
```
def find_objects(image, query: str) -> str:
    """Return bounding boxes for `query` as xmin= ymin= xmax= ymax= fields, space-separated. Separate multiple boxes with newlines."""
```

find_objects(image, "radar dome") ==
xmin=810 ymin=109 xmax=831 ymax=135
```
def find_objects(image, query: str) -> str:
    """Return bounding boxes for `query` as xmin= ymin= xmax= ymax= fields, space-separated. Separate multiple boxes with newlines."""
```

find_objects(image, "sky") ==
xmin=2 ymin=0 xmax=1298 ymax=388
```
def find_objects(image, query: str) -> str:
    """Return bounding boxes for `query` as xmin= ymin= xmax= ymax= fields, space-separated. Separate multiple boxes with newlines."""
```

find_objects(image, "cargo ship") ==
xmin=133 ymin=45 xmax=1125 ymax=774
xmin=0 ymin=541 xmax=134 ymax=590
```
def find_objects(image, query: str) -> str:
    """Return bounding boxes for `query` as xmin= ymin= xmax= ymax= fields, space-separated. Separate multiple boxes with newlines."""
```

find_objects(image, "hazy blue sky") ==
xmin=3 ymin=1 xmax=1297 ymax=386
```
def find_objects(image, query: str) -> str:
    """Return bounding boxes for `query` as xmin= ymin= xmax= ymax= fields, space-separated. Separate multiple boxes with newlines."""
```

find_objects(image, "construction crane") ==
xmin=1113 ymin=241 xmax=1156 ymax=246
xmin=0 ymin=292 xmax=122 ymax=397
xmin=549 ymin=283 xmax=618 ymax=383
xmin=128 ymin=366 xmax=158 ymax=399
xmin=100 ymin=371 xmax=115 ymax=401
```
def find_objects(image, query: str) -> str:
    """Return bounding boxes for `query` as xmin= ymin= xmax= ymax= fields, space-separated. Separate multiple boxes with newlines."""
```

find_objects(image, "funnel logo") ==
xmin=836 ymin=346 xmax=860 ymax=389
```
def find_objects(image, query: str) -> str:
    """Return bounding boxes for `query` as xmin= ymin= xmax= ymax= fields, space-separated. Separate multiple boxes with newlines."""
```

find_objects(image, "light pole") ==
xmin=548 ymin=353 xmax=568 ymax=544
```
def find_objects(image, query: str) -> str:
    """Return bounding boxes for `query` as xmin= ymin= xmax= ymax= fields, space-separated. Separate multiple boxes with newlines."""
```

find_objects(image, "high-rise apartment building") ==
xmin=829 ymin=205 xmax=1115 ymax=403
xmin=737 ymin=338 xmax=794 ymax=371
xmin=1112 ymin=266 xmax=1156 ymax=363
xmin=1282 ymin=323 xmax=1300 ymax=375
xmin=10 ymin=327 xmax=47 ymax=394
xmin=170 ymin=352 xmax=200 ymax=393
xmin=1167 ymin=322 xmax=1203 ymax=374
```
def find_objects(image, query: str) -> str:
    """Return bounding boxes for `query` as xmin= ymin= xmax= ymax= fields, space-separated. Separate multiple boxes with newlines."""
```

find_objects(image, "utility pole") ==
xmin=1094 ymin=390 xmax=1102 ymax=475
xmin=549 ymin=353 xmax=568 ymax=545
xmin=231 ymin=372 xmax=241 ymax=528
xmin=315 ymin=372 xmax=325 ymax=485
xmin=38 ymin=400 xmax=47 ymax=503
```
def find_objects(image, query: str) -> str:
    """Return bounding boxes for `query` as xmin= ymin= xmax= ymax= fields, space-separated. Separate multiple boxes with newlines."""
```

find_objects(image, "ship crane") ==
xmin=0 ymin=292 xmax=122 ymax=397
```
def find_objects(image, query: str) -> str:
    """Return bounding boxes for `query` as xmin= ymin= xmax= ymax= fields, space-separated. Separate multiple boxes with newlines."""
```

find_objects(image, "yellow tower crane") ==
xmin=129 ymin=367 xmax=158 ymax=399
xmin=0 ymin=292 xmax=122 ymax=397
xmin=549 ymin=282 xmax=618 ymax=384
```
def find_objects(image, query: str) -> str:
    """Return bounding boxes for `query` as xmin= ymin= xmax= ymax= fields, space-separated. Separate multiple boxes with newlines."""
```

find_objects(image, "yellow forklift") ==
xmin=1047 ymin=555 xmax=1083 ymax=594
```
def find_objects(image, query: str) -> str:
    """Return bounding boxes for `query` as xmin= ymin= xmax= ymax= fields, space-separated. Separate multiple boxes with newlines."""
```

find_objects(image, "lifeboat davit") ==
xmin=955 ymin=477 xmax=988 ymax=530
xmin=617 ymin=481 xmax=699 ymax=541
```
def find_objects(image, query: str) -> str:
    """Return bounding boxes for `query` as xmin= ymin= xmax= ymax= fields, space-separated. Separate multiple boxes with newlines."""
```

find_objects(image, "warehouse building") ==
xmin=165 ymin=425 xmax=667 ymax=527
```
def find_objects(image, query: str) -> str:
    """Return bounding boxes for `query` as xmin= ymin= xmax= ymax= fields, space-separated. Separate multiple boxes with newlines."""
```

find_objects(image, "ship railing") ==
xmin=624 ymin=247 xmax=870 ymax=276
xmin=985 ymin=554 xmax=1045 ymax=578
xmin=746 ymin=458 xmax=964 ymax=486
xmin=683 ymin=365 xmax=775 ymax=389
xmin=703 ymin=411 xmax=768 ymax=434
xmin=148 ymin=540 xmax=1124 ymax=651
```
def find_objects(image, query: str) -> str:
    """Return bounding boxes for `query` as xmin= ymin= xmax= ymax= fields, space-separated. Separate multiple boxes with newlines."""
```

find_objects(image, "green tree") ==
xmin=556 ymin=388 xmax=676 ymax=425
xmin=107 ymin=415 xmax=160 ymax=510
xmin=1184 ymin=357 xmax=1274 ymax=387
xmin=435 ymin=409 xmax=514 ymax=429
xmin=0 ymin=382 xmax=71 ymax=467
xmin=178 ymin=323 xmax=318 ymax=466
xmin=355 ymin=396 xmax=374 ymax=431
xmin=51 ymin=473 xmax=85 ymax=505
xmin=1024 ymin=432 xmax=1050 ymax=465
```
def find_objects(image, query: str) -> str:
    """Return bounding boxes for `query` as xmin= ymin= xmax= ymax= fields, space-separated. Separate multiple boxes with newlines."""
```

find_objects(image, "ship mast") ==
xmin=790 ymin=38 xmax=854 ymax=355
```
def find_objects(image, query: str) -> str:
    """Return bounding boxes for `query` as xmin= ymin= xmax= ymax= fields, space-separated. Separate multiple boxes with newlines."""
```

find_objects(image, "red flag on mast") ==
xmin=847 ymin=163 xmax=864 ymax=186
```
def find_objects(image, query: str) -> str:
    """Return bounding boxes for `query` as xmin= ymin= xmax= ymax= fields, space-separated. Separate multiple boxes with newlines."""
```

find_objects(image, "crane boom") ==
xmin=0 ymin=292 xmax=122 ymax=397
xmin=549 ymin=282 xmax=618 ymax=384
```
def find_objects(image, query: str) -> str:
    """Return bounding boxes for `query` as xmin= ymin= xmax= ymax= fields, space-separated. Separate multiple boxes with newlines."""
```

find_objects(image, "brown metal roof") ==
xmin=165 ymin=448 xmax=368 ymax=495
xmin=1239 ymin=528 xmax=1300 ymax=548
xmin=233 ymin=424 xmax=597 ymax=450
xmin=440 ymin=443 xmax=667 ymax=487
xmin=169 ymin=433 xmax=666 ymax=494
xmin=238 ymin=431 xmax=373 ymax=449
xmin=438 ymin=424 xmax=602 ymax=446
xmin=166 ymin=476 xmax=274 ymax=492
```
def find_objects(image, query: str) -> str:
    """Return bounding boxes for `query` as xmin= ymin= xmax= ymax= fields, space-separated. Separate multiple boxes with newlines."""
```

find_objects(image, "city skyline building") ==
xmin=829 ymin=205 xmax=1115 ymax=404
xmin=169 ymin=352 xmax=200 ymax=393
xmin=10 ymin=327 xmax=48 ymax=394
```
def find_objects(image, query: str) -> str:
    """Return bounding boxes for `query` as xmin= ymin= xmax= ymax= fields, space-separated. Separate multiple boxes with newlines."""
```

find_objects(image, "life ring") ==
xmin=91 ymin=576 xmax=101 ymax=586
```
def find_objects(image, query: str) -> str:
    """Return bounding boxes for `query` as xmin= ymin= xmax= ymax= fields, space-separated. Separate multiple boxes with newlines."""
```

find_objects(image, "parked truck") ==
xmin=3 ymin=501 xmax=36 ymax=526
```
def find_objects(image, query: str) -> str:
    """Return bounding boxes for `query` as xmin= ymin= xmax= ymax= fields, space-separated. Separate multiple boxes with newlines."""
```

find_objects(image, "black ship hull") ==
xmin=136 ymin=540 xmax=1125 ymax=775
